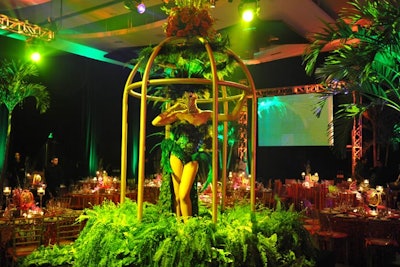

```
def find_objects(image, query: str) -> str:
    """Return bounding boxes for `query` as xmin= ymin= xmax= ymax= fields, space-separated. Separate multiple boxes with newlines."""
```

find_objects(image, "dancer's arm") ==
xmin=217 ymin=94 xmax=247 ymax=121
xmin=152 ymin=103 xmax=186 ymax=126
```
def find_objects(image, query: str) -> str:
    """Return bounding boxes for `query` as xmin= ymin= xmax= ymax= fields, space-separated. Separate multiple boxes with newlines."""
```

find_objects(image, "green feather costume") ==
xmin=158 ymin=120 xmax=212 ymax=216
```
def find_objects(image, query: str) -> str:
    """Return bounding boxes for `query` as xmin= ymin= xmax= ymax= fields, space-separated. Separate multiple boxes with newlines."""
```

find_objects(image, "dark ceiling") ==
xmin=0 ymin=0 xmax=350 ymax=65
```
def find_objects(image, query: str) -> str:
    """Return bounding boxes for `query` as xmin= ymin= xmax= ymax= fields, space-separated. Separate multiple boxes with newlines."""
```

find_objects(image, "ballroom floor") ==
xmin=315 ymin=246 xmax=400 ymax=267
xmin=334 ymin=252 xmax=400 ymax=267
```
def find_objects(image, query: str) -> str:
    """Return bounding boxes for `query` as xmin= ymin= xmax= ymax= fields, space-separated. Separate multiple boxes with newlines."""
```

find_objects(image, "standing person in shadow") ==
xmin=7 ymin=152 xmax=26 ymax=189
xmin=44 ymin=156 xmax=65 ymax=199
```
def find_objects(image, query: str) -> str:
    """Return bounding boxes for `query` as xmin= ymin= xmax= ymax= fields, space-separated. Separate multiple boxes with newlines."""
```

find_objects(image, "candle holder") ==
xmin=376 ymin=185 xmax=383 ymax=193
xmin=3 ymin=187 xmax=11 ymax=207
xmin=376 ymin=185 xmax=384 ymax=207
xmin=37 ymin=186 xmax=45 ymax=208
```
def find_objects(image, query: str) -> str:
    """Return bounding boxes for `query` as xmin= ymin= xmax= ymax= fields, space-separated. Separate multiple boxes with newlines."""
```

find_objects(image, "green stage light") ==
xmin=26 ymin=38 xmax=43 ymax=62
xmin=30 ymin=51 xmax=41 ymax=62
xmin=242 ymin=9 xmax=255 ymax=22
xmin=238 ymin=0 xmax=259 ymax=22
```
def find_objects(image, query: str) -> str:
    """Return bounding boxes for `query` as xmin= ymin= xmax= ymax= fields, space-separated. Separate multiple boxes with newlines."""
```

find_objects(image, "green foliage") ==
xmin=302 ymin=0 xmax=400 ymax=157
xmin=22 ymin=200 xmax=316 ymax=267
xmin=0 ymin=59 xmax=49 ymax=113
xmin=131 ymin=35 xmax=239 ymax=102
xmin=391 ymin=123 xmax=400 ymax=149
xmin=0 ymin=59 xmax=50 ymax=186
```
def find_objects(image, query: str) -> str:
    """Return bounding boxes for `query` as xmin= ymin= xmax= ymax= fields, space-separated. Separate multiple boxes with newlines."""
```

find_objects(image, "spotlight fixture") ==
xmin=30 ymin=52 xmax=41 ymax=62
xmin=136 ymin=2 xmax=146 ymax=14
xmin=238 ymin=0 xmax=259 ymax=22
xmin=26 ymin=38 xmax=44 ymax=62
xmin=124 ymin=0 xmax=146 ymax=14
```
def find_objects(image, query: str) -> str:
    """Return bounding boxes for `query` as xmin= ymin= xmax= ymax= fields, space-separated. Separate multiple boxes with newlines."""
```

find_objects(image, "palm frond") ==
xmin=0 ymin=59 xmax=50 ymax=113
xmin=303 ymin=0 xmax=400 ymax=157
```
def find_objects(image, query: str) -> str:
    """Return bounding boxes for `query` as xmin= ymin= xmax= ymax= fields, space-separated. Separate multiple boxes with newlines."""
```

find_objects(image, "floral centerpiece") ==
xmin=91 ymin=170 xmax=119 ymax=192
xmin=13 ymin=188 xmax=36 ymax=211
xmin=4 ymin=188 xmax=42 ymax=218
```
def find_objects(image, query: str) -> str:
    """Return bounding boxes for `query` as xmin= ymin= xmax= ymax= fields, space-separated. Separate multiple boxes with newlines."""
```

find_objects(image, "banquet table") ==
xmin=68 ymin=186 xmax=160 ymax=209
xmin=283 ymin=182 xmax=330 ymax=210
xmin=0 ymin=209 xmax=83 ymax=249
xmin=316 ymin=208 xmax=400 ymax=266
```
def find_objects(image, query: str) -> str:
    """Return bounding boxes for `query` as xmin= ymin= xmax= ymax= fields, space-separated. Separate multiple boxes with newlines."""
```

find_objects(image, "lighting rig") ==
xmin=0 ymin=14 xmax=54 ymax=41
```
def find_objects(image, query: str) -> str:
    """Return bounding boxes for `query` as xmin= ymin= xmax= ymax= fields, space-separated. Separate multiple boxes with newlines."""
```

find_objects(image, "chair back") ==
xmin=6 ymin=217 xmax=44 ymax=263
xmin=365 ymin=219 xmax=399 ymax=247
xmin=56 ymin=215 xmax=83 ymax=246
xmin=53 ymin=197 xmax=72 ymax=209
xmin=273 ymin=179 xmax=282 ymax=195
xmin=318 ymin=213 xmax=334 ymax=233
xmin=284 ymin=179 xmax=297 ymax=185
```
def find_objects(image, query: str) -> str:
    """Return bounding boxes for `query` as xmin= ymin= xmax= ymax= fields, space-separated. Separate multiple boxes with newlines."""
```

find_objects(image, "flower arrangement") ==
xmin=132 ymin=0 xmax=238 ymax=94
xmin=91 ymin=170 xmax=119 ymax=192
xmin=3 ymin=188 xmax=42 ymax=218
xmin=165 ymin=6 xmax=215 ymax=38
xmin=163 ymin=0 xmax=216 ymax=39
xmin=13 ymin=188 xmax=36 ymax=211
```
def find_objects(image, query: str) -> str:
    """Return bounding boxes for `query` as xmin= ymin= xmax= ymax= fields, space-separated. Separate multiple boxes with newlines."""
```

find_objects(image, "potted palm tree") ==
xmin=0 ymin=59 xmax=50 ymax=190
xmin=303 ymin=0 xmax=400 ymax=164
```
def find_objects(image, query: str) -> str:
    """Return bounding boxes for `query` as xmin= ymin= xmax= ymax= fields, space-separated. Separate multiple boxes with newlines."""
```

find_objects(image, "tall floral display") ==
xmin=133 ymin=0 xmax=245 ymax=219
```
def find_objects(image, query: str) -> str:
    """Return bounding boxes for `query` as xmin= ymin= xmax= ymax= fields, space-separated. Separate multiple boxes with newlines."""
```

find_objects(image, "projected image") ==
xmin=257 ymin=94 xmax=333 ymax=146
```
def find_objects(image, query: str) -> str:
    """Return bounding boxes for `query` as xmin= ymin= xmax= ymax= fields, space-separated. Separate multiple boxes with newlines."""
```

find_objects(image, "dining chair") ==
xmin=302 ymin=205 xmax=320 ymax=237
xmin=262 ymin=190 xmax=274 ymax=208
xmin=364 ymin=219 xmax=399 ymax=267
xmin=273 ymin=179 xmax=283 ymax=196
xmin=316 ymin=213 xmax=349 ymax=265
xmin=5 ymin=217 xmax=45 ymax=267
xmin=81 ymin=194 xmax=99 ymax=209
xmin=53 ymin=197 xmax=72 ymax=209
xmin=272 ymin=179 xmax=290 ymax=207
xmin=286 ymin=183 xmax=300 ymax=209
xmin=0 ymin=218 xmax=13 ymax=266
xmin=56 ymin=214 xmax=84 ymax=246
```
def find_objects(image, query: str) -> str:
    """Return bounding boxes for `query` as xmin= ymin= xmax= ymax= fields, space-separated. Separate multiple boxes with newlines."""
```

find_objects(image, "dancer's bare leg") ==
xmin=170 ymin=155 xmax=183 ymax=218
xmin=179 ymin=161 xmax=198 ymax=221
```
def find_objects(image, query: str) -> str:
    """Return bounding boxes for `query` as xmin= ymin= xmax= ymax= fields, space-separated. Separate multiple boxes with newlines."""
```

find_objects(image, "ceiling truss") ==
xmin=0 ymin=14 xmax=54 ymax=41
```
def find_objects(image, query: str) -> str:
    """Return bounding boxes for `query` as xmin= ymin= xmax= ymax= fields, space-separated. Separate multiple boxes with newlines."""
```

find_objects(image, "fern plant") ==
xmin=22 ymin=200 xmax=316 ymax=267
